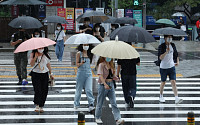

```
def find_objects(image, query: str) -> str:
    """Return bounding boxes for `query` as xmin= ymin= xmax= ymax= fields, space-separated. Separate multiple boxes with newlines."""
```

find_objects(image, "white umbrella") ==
xmin=64 ymin=33 xmax=101 ymax=45
xmin=172 ymin=12 xmax=185 ymax=17
xmin=91 ymin=38 xmax=140 ymax=59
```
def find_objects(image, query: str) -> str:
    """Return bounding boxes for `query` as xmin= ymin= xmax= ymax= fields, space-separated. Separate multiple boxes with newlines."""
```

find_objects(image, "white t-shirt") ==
xmin=160 ymin=44 xmax=175 ymax=69
xmin=30 ymin=54 xmax=50 ymax=73
xmin=55 ymin=30 xmax=66 ymax=41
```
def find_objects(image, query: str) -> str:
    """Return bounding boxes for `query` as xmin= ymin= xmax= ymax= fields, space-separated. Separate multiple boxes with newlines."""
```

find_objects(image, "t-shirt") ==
xmin=160 ymin=44 xmax=175 ymax=69
xmin=55 ymin=30 xmax=66 ymax=41
xmin=117 ymin=58 xmax=140 ymax=75
xmin=30 ymin=54 xmax=51 ymax=73
xmin=11 ymin=31 xmax=30 ymax=50
xmin=79 ymin=25 xmax=93 ymax=35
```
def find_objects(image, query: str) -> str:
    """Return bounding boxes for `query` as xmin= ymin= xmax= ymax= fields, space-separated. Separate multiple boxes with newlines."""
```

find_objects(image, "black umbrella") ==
xmin=114 ymin=17 xmax=138 ymax=24
xmin=76 ymin=11 xmax=109 ymax=23
xmin=110 ymin=25 xmax=156 ymax=43
xmin=152 ymin=27 xmax=187 ymax=36
xmin=8 ymin=16 xmax=43 ymax=29
xmin=103 ymin=16 xmax=117 ymax=23
xmin=42 ymin=16 xmax=68 ymax=24
xmin=0 ymin=0 xmax=47 ymax=5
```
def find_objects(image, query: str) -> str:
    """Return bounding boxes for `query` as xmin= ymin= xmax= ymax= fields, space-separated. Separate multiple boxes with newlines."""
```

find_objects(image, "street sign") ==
xmin=134 ymin=0 xmax=139 ymax=5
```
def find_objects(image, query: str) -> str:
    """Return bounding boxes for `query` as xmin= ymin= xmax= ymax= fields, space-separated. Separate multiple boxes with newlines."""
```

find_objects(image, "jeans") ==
xmin=32 ymin=72 xmax=49 ymax=107
xmin=55 ymin=39 xmax=64 ymax=61
xmin=95 ymin=81 xmax=121 ymax=120
xmin=160 ymin=66 xmax=176 ymax=82
xmin=121 ymin=75 xmax=137 ymax=103
xmin=74 ymin=56 xmax=95 ymax=107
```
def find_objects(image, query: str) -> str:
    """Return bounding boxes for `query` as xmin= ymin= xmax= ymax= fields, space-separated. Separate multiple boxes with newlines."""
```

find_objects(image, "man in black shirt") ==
xmin=117 ymin=57 xmax=140 ymax=108
xmin=79 ymin=17 xmax=93 ymax=35
xmin=10 ymin=28 xmax=30 ymax=85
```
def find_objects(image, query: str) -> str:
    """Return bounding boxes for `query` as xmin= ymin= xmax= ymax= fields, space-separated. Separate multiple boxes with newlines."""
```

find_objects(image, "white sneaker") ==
xmin=116 ymin=119 xmax=125 ymax=125
xmin=74 ymin=106 xmax=78 ymax=109
xmin=159 ymin=97 xmax=165 ymax=103
xmin=175 ymin=98 xmax=183 ymax=104
xmin=34 ymin=105 xmax=39 ymax=112
xmin=89 ymin=106 xmax=95 ymax=112
xmin=95 ymin=118 xmax=103 ymax=124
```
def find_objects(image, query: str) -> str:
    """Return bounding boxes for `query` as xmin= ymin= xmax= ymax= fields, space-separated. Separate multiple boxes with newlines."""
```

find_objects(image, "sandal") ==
xmin=34 ymin=105 xmax=40 ymax=112
xmin=40 ymin=107 xmax=44 ymax=113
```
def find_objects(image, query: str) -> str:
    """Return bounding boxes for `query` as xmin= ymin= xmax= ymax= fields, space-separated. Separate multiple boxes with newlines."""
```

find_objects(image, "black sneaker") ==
xmin=128 ymin=96 xmax=134 ymax=108
xmin=17 ymin=81 xmax=22 ymax=85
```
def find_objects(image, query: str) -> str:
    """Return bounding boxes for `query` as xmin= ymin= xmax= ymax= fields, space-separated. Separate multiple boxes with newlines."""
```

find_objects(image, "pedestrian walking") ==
xmin=32 ymin=29 xmax=42 ymax=38
xmin=10 ymin=28 xmax=30 ymax=85
xmin=74 ymin=44 xmax=95 ymax=112
xmin=178 ymin=17 xmax=186 ymax=41
xmin=93 ymin=23 xmax=105 ymax=42
xmin=95 ymin=57 xmax=125 ymax=124
xmin=116 ymin=57 xmax=140 ymax=108
xmin=195 ymin=17 xmax=200 ymax=41
xmin=54 ymin=23 xmax=66 ymax=62
xmin=158 ymin=35 xmax=183 ymax=104
xmin=79 ymin=17 xmax=93 ymax=35
xmin=29 ymin=47 xmax=54 ymax=113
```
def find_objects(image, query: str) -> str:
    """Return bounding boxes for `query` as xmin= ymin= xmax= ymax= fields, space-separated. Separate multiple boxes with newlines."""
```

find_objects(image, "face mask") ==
xmin=83 ymin=46 xmax=89 ymax=51
xmin=35 ymin=35 xmax=40 ymax=38
xmin=37 ymin=49 xmax=44 ymax=53
xmin=106 ymin=57 xmax=112 ymax=62
xmin=167 ymin=38 xmax=172 ymax=43
xmin=57 ymin=27 xmax=61 ymax=30
xmin=96 ymin=28 xmax=100 ymax=32
xmin=85 ymin=22 xmax=90 ymax=25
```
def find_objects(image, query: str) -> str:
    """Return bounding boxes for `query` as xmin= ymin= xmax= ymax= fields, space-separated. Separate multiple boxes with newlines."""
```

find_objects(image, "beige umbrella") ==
xmin=91 ymin=39 xmax=140 ymax=59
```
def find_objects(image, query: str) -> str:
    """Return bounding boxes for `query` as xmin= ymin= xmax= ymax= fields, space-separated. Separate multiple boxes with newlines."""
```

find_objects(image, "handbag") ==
xmin=29 ymin=54 xmax=43 ymax=76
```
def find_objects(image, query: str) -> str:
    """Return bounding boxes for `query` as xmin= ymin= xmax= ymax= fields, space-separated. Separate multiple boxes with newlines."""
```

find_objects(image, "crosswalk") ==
xmin=0 ymin=78 xmax=200 ymax=124
xmin=109 ymin=78 xmax=200 ymax=124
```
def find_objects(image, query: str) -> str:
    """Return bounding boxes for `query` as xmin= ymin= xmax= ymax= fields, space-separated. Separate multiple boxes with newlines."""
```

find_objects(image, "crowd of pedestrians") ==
xmin=10 ymin=17 xmax=186 ymax=125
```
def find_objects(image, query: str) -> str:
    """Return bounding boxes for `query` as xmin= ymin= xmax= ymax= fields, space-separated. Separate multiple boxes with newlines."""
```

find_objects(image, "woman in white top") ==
xmin=55 ymin=23 xmax=66 ymax=62
xmin=30 ymin=47 xmax=54 ymax=113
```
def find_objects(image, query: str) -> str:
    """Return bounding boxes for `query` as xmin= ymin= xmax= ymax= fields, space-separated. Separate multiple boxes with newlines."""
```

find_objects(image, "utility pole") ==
xmin=99 ymin=0 xmax=101 ymax=7
xmin=87 ymin=0 xmax=89 ymax=8
xmin=64 ymin=0 xmax=66 ymax=8
xmin=76 ymin=0 xmax=78 ymax=8
xmin=114 ymin=0 xmax=118 ymax=17
xmin=142 ymin=0 xmax=146 ymax=29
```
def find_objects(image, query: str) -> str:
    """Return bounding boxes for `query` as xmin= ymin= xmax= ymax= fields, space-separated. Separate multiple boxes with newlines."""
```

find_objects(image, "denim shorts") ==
xmin=160 ymin=66 xmax=176 ymax=82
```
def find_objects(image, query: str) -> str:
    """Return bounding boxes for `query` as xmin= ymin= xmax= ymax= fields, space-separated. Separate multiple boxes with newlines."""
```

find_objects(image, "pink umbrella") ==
xmin=14 ymin=38 xmax=56 ymax=53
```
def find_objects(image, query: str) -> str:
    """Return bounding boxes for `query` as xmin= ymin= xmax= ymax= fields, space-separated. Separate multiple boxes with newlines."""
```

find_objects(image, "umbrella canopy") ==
xmin=156 ymin=19 xmax=176 ymax=26
xmin=64 ymin=33 xmax=101 ymax=45
xmin=9 ymin=16 xmax=43 ymax=29
xmin=191 ymin=13 xmax=200 ymax=20
xmin=14 ymin=38 xmax=56 ymax=53
xmin=42 ymin=16 xmax=68 ymax=24
xmin=152 ymin=27 xmax=188 ymax=36
xmin=76 ymin=11 xmax=109 ymax=23
xmin=172 ymin=12 xmax=185 ymax=17
xmin=103 ymin=16 xmax=117 ymax=23
xmin=114 ymin=17 xmax=138 ymax=24
xmin=0 ymin=0 xmax=47 ymax=5
xmin=110 ymin=25 xmax=156 ymax=43
xmin=91 ymin=40 xmax=140 ymax=59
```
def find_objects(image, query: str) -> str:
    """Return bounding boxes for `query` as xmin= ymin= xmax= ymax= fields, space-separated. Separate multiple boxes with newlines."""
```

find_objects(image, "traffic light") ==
xmin=134 ymin=0 xmax=139 ymax=5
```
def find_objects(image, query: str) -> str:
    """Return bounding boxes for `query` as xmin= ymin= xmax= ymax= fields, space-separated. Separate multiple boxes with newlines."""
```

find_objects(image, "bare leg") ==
xmin=171 ymin=80 xmax=178 ymax=96
xmin=160 ymin=81 xmax=166 ymax=95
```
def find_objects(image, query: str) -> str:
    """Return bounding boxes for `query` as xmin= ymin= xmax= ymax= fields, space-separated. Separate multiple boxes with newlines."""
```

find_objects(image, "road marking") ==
xmin=0 ymin=115 xmax=94 ymax=119
xmin=0 ymin=101 xmax=88 ymax=105
xmin=0 ymin=108 xmax=89 ymax=112
xmin=0 ymin=90 xmax=16 ymax=92
xmin=111 ymin=104 xmax=200 ymax=108
xmin=0 ymin=94 xmax=87 ymax=98
xmin=0 ymin=123 xmax=97 ymax=125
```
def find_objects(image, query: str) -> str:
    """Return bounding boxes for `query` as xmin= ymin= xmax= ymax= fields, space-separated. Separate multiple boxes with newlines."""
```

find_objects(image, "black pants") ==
xmin=32 ymin=72 xmax=49 ymax=107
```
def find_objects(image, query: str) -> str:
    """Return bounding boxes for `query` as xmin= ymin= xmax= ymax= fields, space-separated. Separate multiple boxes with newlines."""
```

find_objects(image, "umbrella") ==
xmin=64 ymin=33 xmax=101 ymax=45
xmin=191 ymin=13 xmax=200 ymax=20
xmin=91 ymin=39 xmax=140 ymax=59
xmin=76 ymin=11 xmax=109 ymax=23
xmin=9 ymin=16 xmax=43 ymax=29
xmin=42 ymin=16 xmax=68 ymax=24
xmin=151 ymin=27 xmax=188 ymax=36
xmin=0 ymin=0 xmax=47 ymax=5
xmin=172 ymin=12 xmax=185 ymax=17
xmin=156 ymin=19 xmax=176 ymax=26
xmin=14 ymin=38 xmax=56 ymax=53
xmin=103 ymin=16 xmax=117 ymax=23
xmin=110 ymin=25 xmax=156 ymax=43
xmin=114 ymin=17 xmax=138 ymax=24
